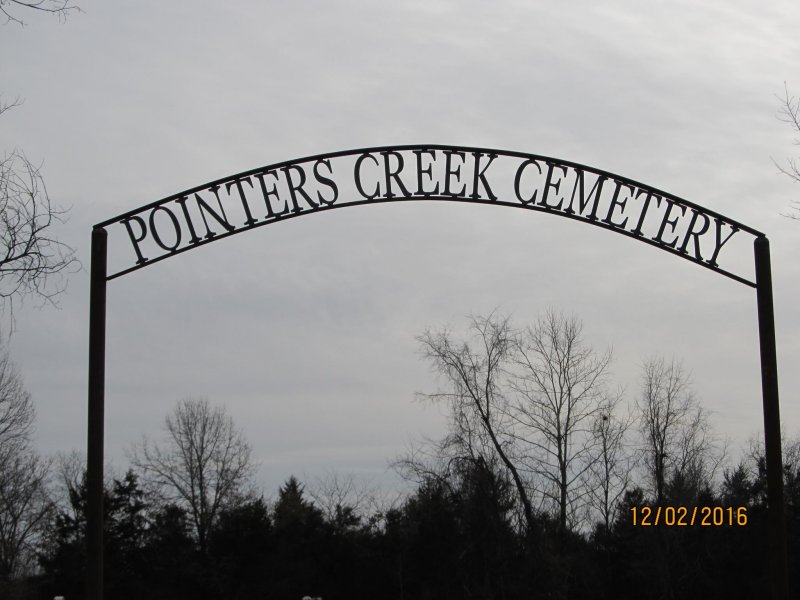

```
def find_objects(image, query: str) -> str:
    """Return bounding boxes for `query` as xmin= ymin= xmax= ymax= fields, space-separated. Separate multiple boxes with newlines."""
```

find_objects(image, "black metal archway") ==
xmin=87 ymin=145 xmax=788 ymax=599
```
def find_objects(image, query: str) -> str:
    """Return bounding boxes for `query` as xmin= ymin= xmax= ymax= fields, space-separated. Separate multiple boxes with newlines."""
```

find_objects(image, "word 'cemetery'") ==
xmin=101 ymin=145 xmax=760 ymax=284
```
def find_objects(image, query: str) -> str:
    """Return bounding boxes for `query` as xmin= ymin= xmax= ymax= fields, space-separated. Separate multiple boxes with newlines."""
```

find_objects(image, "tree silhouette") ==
xmin=132 ymin=398 xmax=253 ymax=556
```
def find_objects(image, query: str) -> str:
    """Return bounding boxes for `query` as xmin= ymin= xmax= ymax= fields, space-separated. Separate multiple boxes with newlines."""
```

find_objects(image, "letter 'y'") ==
xmin=707 ymin=219 xmax=738 ymax=267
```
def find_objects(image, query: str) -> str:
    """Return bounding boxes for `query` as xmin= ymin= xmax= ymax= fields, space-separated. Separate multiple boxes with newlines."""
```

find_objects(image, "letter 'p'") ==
xmin=120 ymin=215 xmax=149 ymax=265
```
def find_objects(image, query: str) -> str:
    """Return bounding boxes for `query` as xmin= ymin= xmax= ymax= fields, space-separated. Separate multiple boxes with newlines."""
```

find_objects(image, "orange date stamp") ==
xmin=630 ymin=506 xmax=748 ymax=527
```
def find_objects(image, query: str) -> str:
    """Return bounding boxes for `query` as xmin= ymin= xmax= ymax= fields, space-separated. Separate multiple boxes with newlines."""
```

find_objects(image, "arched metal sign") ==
xmin=98 ymin=145 xmax=759 ymax=285
xmin=86 ymin=145 xmax=788 ymax=599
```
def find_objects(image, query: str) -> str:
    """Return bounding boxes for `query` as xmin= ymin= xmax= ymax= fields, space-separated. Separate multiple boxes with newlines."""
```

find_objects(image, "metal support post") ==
xmin=87 ymin=227 xmax=107 ymax=600
xmin=754 ymin=236 xmax=789 ymax=600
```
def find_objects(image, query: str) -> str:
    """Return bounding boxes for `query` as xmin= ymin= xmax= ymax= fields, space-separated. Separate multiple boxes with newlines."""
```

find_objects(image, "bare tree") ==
xmin=639 ymin=357 xmax=687 ymax=504
xmin=132 ymin=397 xmax=253 ymax=555
xmin=774 ymin=83 xmax=800 ymax=218
xmin=508 ymin=311 xmax=612 ymax=532
xmin=0 ymin=149 xmax=78 ymax=307
xmin=308 ymin=471 xmax=373 ymax=519
xmin=585 ymin=395 xmax=634 ymax=532
xmin=0 ymin=99 xmax=78 ymax=321
xmin=637 ymin=357 xmax=723 ymax=505
xmin=417 ymin=314 xmax=539 ymax=537
xmin=307 ymin=471 xmax=381 ymax=530
xmin=0 ymin=0 xmax=80 ymax=25
xmin=0 ymin=450 xmax=52 ymax=580
xmin=0 ymin=350 xmax=33 ymax=453
xmin=0 ymin=347 xmax=52 ymax=582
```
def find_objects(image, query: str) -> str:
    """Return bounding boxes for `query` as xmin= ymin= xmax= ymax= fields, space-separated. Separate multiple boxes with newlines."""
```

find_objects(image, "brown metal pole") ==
xmin=87 ymin=227 xmax=107 ymax=600
xmin=754 ymin=236 xmax=789 ymax=600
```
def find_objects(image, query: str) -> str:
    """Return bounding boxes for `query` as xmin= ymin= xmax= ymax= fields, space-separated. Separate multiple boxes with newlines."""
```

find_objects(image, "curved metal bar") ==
xmin=97 ymin=145 xmax=761 ymax=286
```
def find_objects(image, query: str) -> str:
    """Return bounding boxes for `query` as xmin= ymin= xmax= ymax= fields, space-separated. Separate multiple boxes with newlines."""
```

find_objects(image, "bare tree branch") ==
xmin=416 ymin=313 xmax=540 ymax=539
xmin=773 ymin=82 xmax=800 ymax=219
xmin=0 ymin=97 xmax=24 ymax=117
xmin=0 ymin=150 xmax=79 ymax=312
xmin=0 ymin=92 xmax=81 ymax=326
xmin=585 ymin=394 xmax=635 ymax=532
xmin=0 ymin=0 xmax=80 ymax=26
xmin=307 ymin=471 xmax=381 ymax=529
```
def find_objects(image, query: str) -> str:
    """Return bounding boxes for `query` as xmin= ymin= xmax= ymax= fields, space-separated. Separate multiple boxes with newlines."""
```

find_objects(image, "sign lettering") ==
xmin=99 ymin=145 xmax=761 ymax=285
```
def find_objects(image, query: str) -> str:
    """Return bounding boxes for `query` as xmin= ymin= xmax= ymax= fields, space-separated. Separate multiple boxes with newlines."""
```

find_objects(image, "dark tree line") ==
xmin=8 ymin=443 xmax=796 ymax=600
xmin=1 ymin=315 xmax=798 ymax=599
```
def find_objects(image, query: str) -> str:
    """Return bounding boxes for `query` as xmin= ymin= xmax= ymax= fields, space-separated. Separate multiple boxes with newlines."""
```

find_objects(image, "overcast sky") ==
xmin=2 ymin=0 xmax=799 ymax=497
